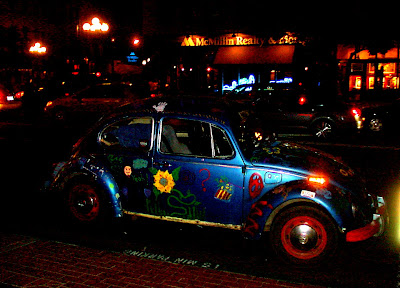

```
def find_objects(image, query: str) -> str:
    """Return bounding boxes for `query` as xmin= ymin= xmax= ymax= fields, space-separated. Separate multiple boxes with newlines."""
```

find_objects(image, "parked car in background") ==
xmin=44 ymin=82 xmax=146 ymax=125
xmin=46 ymin=97 xmax=386 ymax=265
xmin=0 ymin=84 xmax=23 ymax=115
xmin=225 ymin=85 xmax=363 ymax=139
xmin=359 ymin=98 xmax=400 ymax=133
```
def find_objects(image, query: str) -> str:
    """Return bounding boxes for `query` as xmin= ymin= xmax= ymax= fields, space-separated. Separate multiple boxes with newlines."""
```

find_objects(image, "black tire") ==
xmin=311 ymin=119 xmax=335 ymax=139
xmin=53 ymin=109 xmax=67 ymax=122
xmin=64 ymin=179 xmax=108 ymax=224
xmin=368 ymin=118 xmax=384 ymax=132
xmin=270 ymin=206 xmax=340 ymax=265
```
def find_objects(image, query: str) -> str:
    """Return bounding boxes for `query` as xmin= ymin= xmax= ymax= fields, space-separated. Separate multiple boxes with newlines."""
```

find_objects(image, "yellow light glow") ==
xmin=396 ymin=188 xmax=400 ymax=245
xmin=101 ymin=23 xmax=109 ymax=32
xmin=82 ymin=17 xmax=109 ymax=33
xmin=29 ymin=42 xmax=47 ymax=54
xmin=254 ymin=132 xmax=263 ymax=141
xmin=82 ymin=23 xmax=91 ymax=31
xmin=308 ymin=177 xmax=326 ymax=185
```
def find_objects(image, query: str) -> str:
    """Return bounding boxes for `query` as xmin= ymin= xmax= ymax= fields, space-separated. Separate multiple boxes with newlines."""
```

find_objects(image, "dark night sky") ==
xmin=2 ymin=0 xmax=398 ymax=41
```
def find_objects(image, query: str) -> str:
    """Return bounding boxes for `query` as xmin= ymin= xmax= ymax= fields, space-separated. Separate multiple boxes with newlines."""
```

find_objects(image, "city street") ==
xmin=3 ymin=1 xmax=400 ymax=287
xmin=0 ymin=117 xmax=399 ymax=288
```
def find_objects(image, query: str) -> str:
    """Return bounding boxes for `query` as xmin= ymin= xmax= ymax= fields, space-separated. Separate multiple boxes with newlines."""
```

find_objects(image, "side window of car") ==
xmin=99 ymin=117 xmax=153 ymax=151
xmin=211 ymin=124 xmax=234 ymax=158
xmin=160 ymin=118 xmax=233 ymax=159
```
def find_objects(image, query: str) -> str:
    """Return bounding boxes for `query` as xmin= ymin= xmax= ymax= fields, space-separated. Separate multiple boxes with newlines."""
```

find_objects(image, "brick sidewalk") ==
xmin=0 ymin=233 xmax=325 ymax=288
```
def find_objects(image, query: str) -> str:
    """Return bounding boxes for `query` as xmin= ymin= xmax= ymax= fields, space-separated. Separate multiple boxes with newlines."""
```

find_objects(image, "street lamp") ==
xmin=29 ymin=42 xmax=47 ymax=54
xmin=82 ymin=17 xmax=109 ymax=32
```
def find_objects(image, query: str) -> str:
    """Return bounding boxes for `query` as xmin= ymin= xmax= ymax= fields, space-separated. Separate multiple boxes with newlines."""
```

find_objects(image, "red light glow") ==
xmin=298 ymin=96 xmax=307 ymax=105
xmin=351 ymin=108 xmax=361 ymax=117
xmin=15 ymin=91 xmax=24 ymax=99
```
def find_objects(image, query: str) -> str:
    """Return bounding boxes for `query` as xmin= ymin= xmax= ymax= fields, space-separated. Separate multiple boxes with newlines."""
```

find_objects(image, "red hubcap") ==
xmin=281 ymin=216 xmax=328 ymax=260
xmin=68 ymin=184 xmax=100 ymax=222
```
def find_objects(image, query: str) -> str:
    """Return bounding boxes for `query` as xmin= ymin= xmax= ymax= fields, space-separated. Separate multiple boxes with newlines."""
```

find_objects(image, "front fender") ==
xmin=242 ymin=181 xmax=350 ymax=240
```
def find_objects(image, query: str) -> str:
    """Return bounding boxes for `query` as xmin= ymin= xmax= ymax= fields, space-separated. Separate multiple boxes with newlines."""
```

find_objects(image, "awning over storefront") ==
xmin=213 ymin=45 xmax=295 ymax=65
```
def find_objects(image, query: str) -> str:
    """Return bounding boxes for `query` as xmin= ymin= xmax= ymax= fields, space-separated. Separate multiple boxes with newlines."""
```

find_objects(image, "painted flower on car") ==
xmin=153 ymin=170 xmax=175 ymax=193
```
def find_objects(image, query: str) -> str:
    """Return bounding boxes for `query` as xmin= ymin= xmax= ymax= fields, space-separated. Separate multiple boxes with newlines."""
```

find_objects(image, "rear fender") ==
xmin=54 ymin=156 xmax=123 ymax=218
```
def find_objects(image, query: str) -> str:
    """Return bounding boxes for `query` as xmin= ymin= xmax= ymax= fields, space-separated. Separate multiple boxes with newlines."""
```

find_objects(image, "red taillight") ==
xmin=298 ymin=96 xmax=307 ymax=105
xmin=15 ymin=91 xmax=24 ymax=99
xmin=351 ymin=108 xmax=361 ymax=117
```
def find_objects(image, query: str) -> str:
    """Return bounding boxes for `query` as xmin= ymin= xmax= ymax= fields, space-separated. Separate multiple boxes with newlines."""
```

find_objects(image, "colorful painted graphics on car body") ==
xmin=47 ymin=98 xmax=386 ymax=264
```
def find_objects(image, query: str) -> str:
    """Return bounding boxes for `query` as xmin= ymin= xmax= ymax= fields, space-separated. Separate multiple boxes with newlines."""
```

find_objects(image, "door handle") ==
xmin=153 ymin=161 xmax=172 ymax=168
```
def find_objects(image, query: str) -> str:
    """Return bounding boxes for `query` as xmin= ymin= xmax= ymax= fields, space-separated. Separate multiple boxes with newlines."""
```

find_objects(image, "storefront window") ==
xmin=349 ymin=75 xmax=362 ymax=90
xmin=351 ymin=63 xmax=363 ymax=72
xmin=221 ymin=67 xmax=259 ymax=92
xmin=368 ymin=63 xmax=396 ymax=74
xmin=366 ymin=62 xmax=399 ymax=90
xmin=383 ymin=76 xmax=399 ymax=89
xmin=368 ymin=76 xmax=375 ymax=90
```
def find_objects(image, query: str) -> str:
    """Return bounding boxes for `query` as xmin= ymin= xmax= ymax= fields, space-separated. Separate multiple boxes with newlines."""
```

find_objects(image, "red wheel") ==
xmin=67 ymin=183 xmax=102 ymax=223
xmin=270 ymin=206 xmax=339 ymax=265
xmin=280 ymin=216 xmax=327 ymax=260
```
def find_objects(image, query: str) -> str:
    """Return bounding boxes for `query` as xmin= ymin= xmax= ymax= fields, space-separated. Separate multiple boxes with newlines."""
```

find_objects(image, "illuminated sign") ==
xmin=270 ymin=77 xmax=293 ymax=84
xmin=127 ymin=52 xmax=139 ymax=63
xmin=223 ymin=75 xmax=255 ymax=91
xmin=181 ymin=34 xmax=267 ymax=47
xmin=268 ymin=32 xmax=307 ymax=46
xmin=181 ymin=32 xmax=307 ymax=47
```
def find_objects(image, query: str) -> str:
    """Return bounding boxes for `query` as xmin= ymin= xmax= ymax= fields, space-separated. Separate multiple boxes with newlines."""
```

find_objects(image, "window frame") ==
xmin=210 ymin=123 xmax=235 ymax=159
xmin=98 ymin=116 xmax=155 ymax=152
xmin=158 ymin=117 xmax=235 ymax=160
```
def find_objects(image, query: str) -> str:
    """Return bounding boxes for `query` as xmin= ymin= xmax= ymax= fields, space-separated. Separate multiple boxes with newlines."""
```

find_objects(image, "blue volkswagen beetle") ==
xmin=47 ymin=97 xmax=387 ymax=265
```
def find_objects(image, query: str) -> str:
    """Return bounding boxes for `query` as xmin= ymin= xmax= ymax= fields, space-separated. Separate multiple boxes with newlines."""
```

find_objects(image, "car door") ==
xmin=98 ymin=115 xmax=155 ymax=213
xmin=150 ymin=116 xmax=245 ymax=226
xmin=281 ymin=92 xmax=314 ymax=133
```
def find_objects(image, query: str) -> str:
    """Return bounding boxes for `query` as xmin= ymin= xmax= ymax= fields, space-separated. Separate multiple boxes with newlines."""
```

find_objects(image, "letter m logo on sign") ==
xmin=181 ymin=37 xmax=195 ymax=46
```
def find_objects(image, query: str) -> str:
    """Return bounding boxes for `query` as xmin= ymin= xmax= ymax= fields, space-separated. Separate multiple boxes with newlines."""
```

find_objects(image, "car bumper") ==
xmin=346 ymin=196 xmax=387 ymax=242
xmin=0 ymin=101 xmax=22 ymax=111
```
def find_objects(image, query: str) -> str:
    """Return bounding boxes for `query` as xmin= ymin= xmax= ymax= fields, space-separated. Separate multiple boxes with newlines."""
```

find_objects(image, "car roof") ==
xmin=102 ymin=96 xmax=238 ymax=125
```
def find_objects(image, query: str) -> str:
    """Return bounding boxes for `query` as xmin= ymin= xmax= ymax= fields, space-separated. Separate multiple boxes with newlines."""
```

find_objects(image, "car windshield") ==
xmin=227 ymin=106 xmax=274 ymax=160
